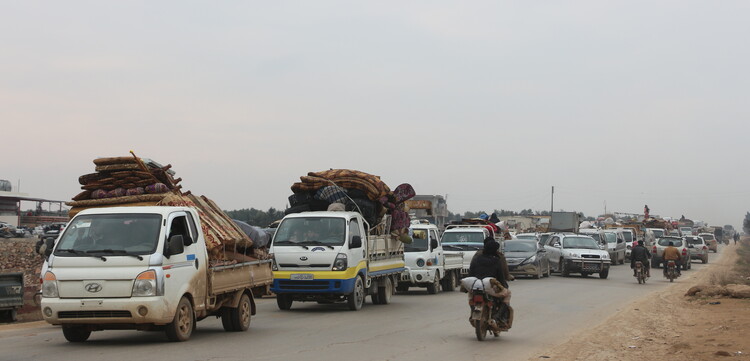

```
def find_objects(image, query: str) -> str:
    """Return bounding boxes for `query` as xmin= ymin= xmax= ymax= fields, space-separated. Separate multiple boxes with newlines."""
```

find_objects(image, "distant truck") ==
xmin=441 ymin=225 xmax=493 ymax=278
xmin=0 ymin=273 xmax=24 ymax=322
xmin=269 ymin=211 xmax=406 ymax=310
xmin=549 ymin=212 xmax=580 ymax=233
xmin=41 ymin=206 xmax=273 ymax=342
xmin=397 ymin=221 xmax=462 ymax=294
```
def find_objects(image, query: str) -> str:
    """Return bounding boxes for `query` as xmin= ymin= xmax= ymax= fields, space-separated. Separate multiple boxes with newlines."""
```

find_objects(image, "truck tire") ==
xmin=426 ymin=274 xmax=440 ymax=294
xmin=347 ymin=276 xmax=365 ymax=311
xmin=376 ymin=277 xmax=393 ymax=305
xmin=561 ymin=259 xmax=570 ymax=277
xmin=223 ymin=293 xmax=251 ymax=332
xmin=62 ymin=325 xmax=91 ymax=342
xmin=442 ymin=271 xmax=456 ymax=291
xmin=276 ymin=294 xmax=293 ymax=310
xmin=396 ymin=284 xmax=409 ymax=293
xmin=599 ymin=269 xmax=609 ymax=279
xmin=165 ymin=297 xmax=194 ymax=342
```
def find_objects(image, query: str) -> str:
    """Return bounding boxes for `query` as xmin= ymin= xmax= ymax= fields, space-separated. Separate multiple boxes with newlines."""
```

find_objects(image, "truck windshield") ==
xmin=274 ymin=217 xmax=346 ymax=247
xmin=621 ymin=232 xmax=634 ymax=242
xmin=404 ymin=229 xmax=429 ymax=252
xmin=54 ymin=214 xmax=162 ymax=256
xmin=442 ymin=232 xmax=485 ymax=244
xmin=604 ymin=232 xmax=617 ymax=243
xmin=651 ymin=229 xmax=664 ymax=238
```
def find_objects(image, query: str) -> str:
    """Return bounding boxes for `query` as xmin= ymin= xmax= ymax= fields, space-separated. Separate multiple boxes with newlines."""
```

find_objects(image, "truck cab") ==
xmin=270 ymin=211 xmax=405 ymax=311
xmin=441 ymin=225 xmax=492 ymax=278
xmin=397 ymin=222 xmax=462 ymax=294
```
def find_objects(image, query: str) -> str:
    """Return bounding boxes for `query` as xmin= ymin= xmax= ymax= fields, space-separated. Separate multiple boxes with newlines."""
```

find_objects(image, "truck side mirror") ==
xmin=165 ymin=235 xmax=185 ymax=258
xmin=350 ymin=235 xmax=362 ymax=249
xmin=430 ymin=239 xmax=438 ymax=250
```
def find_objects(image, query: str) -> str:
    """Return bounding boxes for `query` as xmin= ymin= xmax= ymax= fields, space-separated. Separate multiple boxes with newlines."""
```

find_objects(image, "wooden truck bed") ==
xmin=209 ymin=259 xmax=273 ymax=295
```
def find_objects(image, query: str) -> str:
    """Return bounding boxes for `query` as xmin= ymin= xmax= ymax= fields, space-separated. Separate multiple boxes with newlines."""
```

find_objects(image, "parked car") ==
xmin=698 ymin=232 xmax=718 ymax=253
xmin=685 ymin=235 xmax=709 ymax=264
xmin=601 ymin=230 xmax=627 ymax=265
xmin=651 ymin=236 xmax=691 ymax=270
xmin=503 ymin=239 xmax=550 ymax=279
xmin=544 ymin=233 xmax=611 ymax=279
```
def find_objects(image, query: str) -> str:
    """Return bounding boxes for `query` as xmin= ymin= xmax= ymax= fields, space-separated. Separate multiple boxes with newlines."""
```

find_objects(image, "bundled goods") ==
xmin=286 ymin=169 xmax=415 ymax=241
xmin=66 ymin=152 xmax=260 ymax=261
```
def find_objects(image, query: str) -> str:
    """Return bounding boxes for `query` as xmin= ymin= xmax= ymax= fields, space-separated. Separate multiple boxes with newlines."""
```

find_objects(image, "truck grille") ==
xmin=582 ymin=254 xmax=600 ymax=259
xmin=277 ymin=280 xmax=331 ymax=290
xmin=58 ymin=310 xmax=132 ymax=319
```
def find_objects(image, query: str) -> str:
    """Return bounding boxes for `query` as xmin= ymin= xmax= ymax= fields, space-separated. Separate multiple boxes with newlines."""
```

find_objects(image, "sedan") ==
xmin=504 ymin=240 xmax=551 ymax=279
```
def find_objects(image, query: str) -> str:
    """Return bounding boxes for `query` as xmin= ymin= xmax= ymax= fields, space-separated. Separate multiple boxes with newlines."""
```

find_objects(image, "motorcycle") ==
xmin=464 ymin=277 xmax=512 ymax=341
xmin=664 ymin=260 xmax=679 ymax=282
xmin=634 ymin=261 xmax=647 ymax=284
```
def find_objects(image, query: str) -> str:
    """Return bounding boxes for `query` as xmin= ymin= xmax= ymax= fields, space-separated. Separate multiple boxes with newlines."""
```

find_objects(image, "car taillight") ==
xmin=703 ymin=246 xmax=708 ymax=250
xmin=652 ymin=246 xmax=657 ymax=253
xmin=682 ymin=248 xmax=687 ymax=256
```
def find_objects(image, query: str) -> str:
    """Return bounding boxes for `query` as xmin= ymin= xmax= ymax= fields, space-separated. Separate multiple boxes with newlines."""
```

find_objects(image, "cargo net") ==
xmin=287 ymin=169 xmax=415 ymax=242
xmin=66 ymin=151 xmax=267 ymax=263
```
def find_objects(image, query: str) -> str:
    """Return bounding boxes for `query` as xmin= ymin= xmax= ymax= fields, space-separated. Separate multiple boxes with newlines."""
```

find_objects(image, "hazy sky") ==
xmin=2 ymin=1 xmax=749 ymax=229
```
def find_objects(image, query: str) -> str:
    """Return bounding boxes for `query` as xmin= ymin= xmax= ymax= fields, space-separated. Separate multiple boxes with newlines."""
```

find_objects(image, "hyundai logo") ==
xmin=299 ymin=256 xmax=308 ymax=261
xmin=85 ymin=282 xmax=102 ymax=293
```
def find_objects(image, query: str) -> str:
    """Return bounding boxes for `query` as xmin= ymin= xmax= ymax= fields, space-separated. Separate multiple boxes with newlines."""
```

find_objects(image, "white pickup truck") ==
xmin=270 ymin=211 xmax=405 ymax=310
xmin=41 ymin=206 xmax=273 ymax=342
xmin=397 ymin=221 xmax=462 ymax=294
xmin=440 ymin=225 xmax=493 ymax=278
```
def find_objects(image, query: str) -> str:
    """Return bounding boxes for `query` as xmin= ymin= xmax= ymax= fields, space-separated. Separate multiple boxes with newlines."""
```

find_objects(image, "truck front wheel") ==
xmin=347 ymin=276 xmax=365 ymax=311
xmin=165 ymin=297 xmax=194 ymax=342
xmin=426 ymin=274 xmax=440 ymax=294
xmin=62 ymin=325 xmax=91 ymax=342
xmin=276 ymin=294 xmax=293 ymax=310
xmin=442 ymin=271 xmax=456 ymax=291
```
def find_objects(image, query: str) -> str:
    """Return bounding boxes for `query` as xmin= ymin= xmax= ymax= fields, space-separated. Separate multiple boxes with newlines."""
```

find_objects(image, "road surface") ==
xmin=0 ymin=248 xmax=721 ymax=361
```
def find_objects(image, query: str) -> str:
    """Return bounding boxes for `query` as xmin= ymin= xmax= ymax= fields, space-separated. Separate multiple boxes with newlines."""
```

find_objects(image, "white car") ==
xmin=544 ymin=233 xmax=611 ymax=279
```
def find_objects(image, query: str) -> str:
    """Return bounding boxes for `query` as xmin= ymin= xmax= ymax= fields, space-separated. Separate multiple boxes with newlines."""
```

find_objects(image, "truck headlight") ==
xmin=42 ymin=271 xmax=58 ymax=298
xmin=416 ymin=258 xmax=425 ymax=268
xmin=132 ymin=270 xmax=157 ymax=297
xmin=332 ymin=253 xmax=348 ymax=271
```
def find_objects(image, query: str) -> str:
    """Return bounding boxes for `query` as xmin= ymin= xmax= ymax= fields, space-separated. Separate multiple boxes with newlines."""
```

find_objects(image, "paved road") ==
xmin=0 ymin=247 xmax=724 ymax=361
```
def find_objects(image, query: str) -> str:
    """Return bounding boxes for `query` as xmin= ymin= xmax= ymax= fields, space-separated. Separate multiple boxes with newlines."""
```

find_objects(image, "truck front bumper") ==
xmin=271 ymin=277 xmax=357 ymax=294
xmin=399 ymin=267 xmax=437 ymax=285
xmin=41 ymin=297 xmax=173 ymax=326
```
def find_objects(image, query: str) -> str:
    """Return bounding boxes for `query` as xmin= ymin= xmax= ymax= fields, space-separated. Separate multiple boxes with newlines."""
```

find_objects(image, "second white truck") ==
xmin=397 ymin=221 xmax=462 ymax=294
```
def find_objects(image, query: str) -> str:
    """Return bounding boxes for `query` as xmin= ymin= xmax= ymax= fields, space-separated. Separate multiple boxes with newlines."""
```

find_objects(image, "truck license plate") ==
xmin=290 ymin=274 xmax=314 ymax=280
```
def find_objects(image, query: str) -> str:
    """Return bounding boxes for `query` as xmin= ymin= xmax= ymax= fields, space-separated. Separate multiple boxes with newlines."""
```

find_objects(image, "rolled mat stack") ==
xmin=287 ymin=169 xmax=415 ymax=239
xmin=66 ymin=153 xmax=254 ymax=258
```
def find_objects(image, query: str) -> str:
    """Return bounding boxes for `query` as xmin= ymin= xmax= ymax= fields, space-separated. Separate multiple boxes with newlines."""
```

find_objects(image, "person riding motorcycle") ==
xmin=468 ymin=237 xmax=512 ymax=328
xmin=470 ymin=237 xmax=513 ymax=287
xmin=630 ymin=240 xmax=651 ymax=277
xmin=662 ymin=241 xmax=682 ymax=276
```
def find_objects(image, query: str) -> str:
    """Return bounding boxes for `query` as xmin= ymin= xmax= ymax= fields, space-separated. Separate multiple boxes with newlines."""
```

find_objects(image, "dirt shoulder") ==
xmin=530 ymin=239 xmax=750 ymax=361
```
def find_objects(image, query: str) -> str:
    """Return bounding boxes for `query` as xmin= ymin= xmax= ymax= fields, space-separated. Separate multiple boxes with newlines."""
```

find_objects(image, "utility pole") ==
xmin=550 ymin=186 xmax=554 ymax=213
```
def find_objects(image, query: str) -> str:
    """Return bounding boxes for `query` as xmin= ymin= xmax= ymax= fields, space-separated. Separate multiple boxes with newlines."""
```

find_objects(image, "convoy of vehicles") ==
xmin=398 ymin=222 xmax=463 ymax=293
xmin=270 ymin=211 xmax=405 ymax=310
xmin=40 ymin=207 xmax=273 ymax=342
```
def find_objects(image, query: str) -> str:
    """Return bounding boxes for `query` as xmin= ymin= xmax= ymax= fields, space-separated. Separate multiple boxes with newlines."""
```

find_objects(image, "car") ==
xmin=698 ymin=232 xmax=718 ymax=253
xmin=515 ymin=233 xmax=540 ymax=243
xmin=544 ymin=233 xmax=611 ymax=279
xmin=679 ymin=227 xmax=693 ymax=236
xmin=684 ymin=235 xmax=709 ymax=264
xmin=503 ymin=239 xmax=551 ymax=279
xmin=668 ymin=230 xmax=681 ymax=237
xmin=601 ymin=230 xmax=627 ymax=265
xmin=651 ymin=236 xmax=691 ymax=270
xmin=616 ymin=228 xmax=636 ymax=259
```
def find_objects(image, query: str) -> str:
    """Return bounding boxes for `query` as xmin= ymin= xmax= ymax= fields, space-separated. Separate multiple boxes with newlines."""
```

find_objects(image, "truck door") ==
xmin=349 ymin=218 xmax=365 ymax=276
xmin=430 ymin=229 xmax=442 ymax=269
xmin=163 ymin=212 xmax=205 ymax=309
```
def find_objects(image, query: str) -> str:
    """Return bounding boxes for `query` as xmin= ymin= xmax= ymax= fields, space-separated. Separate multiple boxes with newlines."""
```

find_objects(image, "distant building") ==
xmin=0 ymin=179 xmax=67 ymax=227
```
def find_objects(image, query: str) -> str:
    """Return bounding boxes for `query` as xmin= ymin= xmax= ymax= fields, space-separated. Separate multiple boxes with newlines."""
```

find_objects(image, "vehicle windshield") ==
xmin=442 ymin=231 xmax=485 ymax=244
xmin=54 ymin=214 xmax=161 ymax=255
xmin=686 ymin=237 xmax=703 ymax=245
xmin=404 ymin=229 xmax=429 ymax=252
xmin=539 ymin=234 xmax=551 ymax=245
xmin=701 ymin=234 xmax=715 ymax=241
xmin=657 ymin=238 xmax=684 ymax=247
xmin=651 ymin=229 xmax=664 ymax=238
xmin=604 ymin=232 xmax=617 ymax=243
xmin=273 ymin=217 xmax=346 ymax=246
xmin=562 ymin=237 xmax=599 ymax=250
xmin=504 ymin=241 xmax=537 ymax=253
xmin=621 ymin=231 xmax=634 ymax=242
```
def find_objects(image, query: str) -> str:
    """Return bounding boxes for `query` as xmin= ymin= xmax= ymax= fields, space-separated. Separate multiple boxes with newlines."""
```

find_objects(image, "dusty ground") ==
xmin=530 ymin=238 xmax=750 ymax=361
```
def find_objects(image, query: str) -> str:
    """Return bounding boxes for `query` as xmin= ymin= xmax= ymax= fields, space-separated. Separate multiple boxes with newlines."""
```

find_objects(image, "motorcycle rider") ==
xmin=662 ymin=241 xmax=682 ymax=276
xmin=469 ymin=237 xmax=512 ymax=329
xmin=630 ymin=240 xmax=651 ymax=277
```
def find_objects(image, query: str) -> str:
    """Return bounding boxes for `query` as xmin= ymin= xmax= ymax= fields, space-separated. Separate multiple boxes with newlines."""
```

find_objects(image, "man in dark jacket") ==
xmin=469 ymin=237 xmax=509 ymax=289
xmin=630 ymin=240 xmax=651 ymax=277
